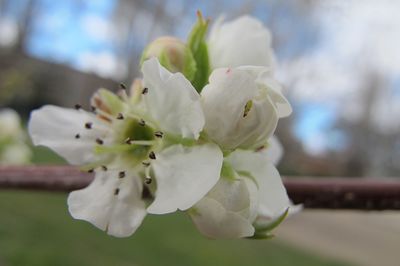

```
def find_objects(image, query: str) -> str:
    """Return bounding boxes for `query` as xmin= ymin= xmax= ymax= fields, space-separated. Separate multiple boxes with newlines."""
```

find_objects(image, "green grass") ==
xmin=0 ymin=146 xmax=352 ymax=265
xmin=0 ymin=190 xmax=351 ymax=266
xmin=31 ymin=146 xmax=66 ymax=165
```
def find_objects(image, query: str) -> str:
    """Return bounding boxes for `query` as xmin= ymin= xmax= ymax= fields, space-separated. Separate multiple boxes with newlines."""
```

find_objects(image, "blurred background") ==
xmin=0 ymin=0 xmax=399 ymax=265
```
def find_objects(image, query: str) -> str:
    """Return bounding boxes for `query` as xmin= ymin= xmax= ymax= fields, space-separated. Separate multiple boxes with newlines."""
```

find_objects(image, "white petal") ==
xmin=242 ymin=177 xmax=259 ymax=223
xmin=240 ymin=66 xmax=292 ymax=118
xmin=67 ymin=168 xmax=146 ymax=237
xmin=227 ymin=150 xmax=290 ymax=218
xmin=190 ymin=197 xmax=254 ymax=239
xmin=141 ymin=58 xmax=205 ymax=139
xmin=147 ymin=143 xmax=223 ymax=214
xmin=261 ymin=76 xmax=292 ymax=118
xmin=264 ymin=136 xmax=284 ymax=166
xmin=28 ymin=105 xmax=110 ymax=165
xmin=208 ymin=16 xmax=275 ymax=69
xmin=238 ymin=96 xmax=278 ymax=149
xmin=201 ymin=68 xmax=259 ymax=149
xmin=207 ymin=178 xmax=250 ymax=213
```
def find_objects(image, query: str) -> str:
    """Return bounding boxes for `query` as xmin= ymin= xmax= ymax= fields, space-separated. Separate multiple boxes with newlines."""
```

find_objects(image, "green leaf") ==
xmin=254 ymin=208 xmax=289 ymax=233
xmin=182 ymin=48 xmax=197 ymax=82
xmin=247 ymin=208 xmax=289 ymax=240
xmin=187 ymin=11 xmax=210 ymax=92
xmin=220 ymin=161 xmax=236 ymax=180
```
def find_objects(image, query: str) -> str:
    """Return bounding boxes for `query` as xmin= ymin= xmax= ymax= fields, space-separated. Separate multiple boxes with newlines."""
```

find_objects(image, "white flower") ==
xmin=29 ymin=57 xmax=223 ymax=237
xmin=190 ymin=148 xmax=292 ymax=239
xmin=0 ymin=109 xmax=23 ymax=140
xmin=208 ymin=16 xmax=275 ymax=69
xmin=0 ymin=143 xmax=32 ymax=165
xmin=0 ymin=109 xmax=32 ymax=165
xmin=201 ymin=66 xmax=291 ymax=150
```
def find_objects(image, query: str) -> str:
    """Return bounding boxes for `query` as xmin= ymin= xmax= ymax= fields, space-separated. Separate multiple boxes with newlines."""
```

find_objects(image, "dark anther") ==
xmin=74 ymin=104 xmax=82 ymax=110
xmin=125 ymin=137 xmax=132 ymax=144
xmin=96 ymin=138 xmax=104 ymax=145
xmin=145 ymin=178 xmax=152 ymax=184
xmin=116 ymin=113 xmax=124 ymax=120
xmin=114 ymin=188 xmax=120 ymax=195
xmin=141 ymin=185 xmax=152 ymax=200
xmin=90 ymin=106 xmax=96 ymax=112
xmin=142 ymin=161 xmax=150 ymax=167
xmin=154 ymin=131 xmax=163 ymax=138
xmin=139 ymin=119 xmax=146 ymax=126
xmin=75 ymin=134 xmax=80 ymax=139
xmin=101 ymin=165 xmax=108 ymax=171
xmin=85 ymin=122 xmax=93 ymax=129
xmin=149 ymin=151 xmax=156 ymax=160
xmin=119 ymin=171 xmax=126 ymax=178
xmin=243 ymin=100 xmax=252 ymax=118
xmin=142 ymin=87 xmax=148 ymax=94
xmin=119 ymin=83 xmax=127 ymax=90
xmin=88 ymin=169 xmax=94 ymax=173
xmin=255 ymin=145 xmax=265 ymax=152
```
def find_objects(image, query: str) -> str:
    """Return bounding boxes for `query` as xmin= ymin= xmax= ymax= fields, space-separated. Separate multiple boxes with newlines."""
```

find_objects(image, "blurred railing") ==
xmin=1 ymin=166 xmax=400 ymax=210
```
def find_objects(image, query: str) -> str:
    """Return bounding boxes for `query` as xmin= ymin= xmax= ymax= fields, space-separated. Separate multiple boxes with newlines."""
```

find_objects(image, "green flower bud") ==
xmin=141 ymin=37 xmax=196 ymax=81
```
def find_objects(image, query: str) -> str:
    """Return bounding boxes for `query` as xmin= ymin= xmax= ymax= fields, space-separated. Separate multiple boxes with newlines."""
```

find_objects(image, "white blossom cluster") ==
xmin=29 ymin=14 xmax=299 ymax=239
xmin=0 ymin=109 xmax=31 ymax=165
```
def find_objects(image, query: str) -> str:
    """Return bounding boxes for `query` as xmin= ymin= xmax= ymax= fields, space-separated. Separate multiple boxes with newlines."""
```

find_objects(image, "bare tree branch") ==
xmin=0 ymin=166 xmax=399 ymax=210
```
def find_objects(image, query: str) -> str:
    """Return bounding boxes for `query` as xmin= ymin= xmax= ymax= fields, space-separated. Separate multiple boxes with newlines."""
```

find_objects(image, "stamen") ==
xmin=88 ymin=168 xmax=94 ymax=173
xmin=74 ymin=104 xmax=82 ymax=110
xmin=138 ymin=119 xmax=146 ymax=126
xmin=75 ymin=134 xmax=80 ymax=139
xmin=116 ymin=113 xmax=124 ymax=120
xmin=91 ymin=106 xmax=97 ymax=113
xmin=130 ymin=140 xmax=154 ymax=146
xmin=149 ymin=151 xmax=156 ymax=160
xmin=118 ymin=83 xmax=129 ymax=101
xmin=119 ymin=171 xmax=125 ymax=178
xmin=85 ymin=122 xmax=93 ymax=129
xmin=145 ymin=166 xmax=151 ymax=182
xmin=114 ymin=188 xmax=120 ymax=195
xmin=255 ymin=145 xmax=265 ymax=152
xmin=93 ymin=107 xmax=114 ymax=121
xmin=145 ymin=177 xmax=152 ymax=184
xmin=101 ymin=165 xmax=108 ymax=171
xmin=142 ymin=185 xmax=151 ymax=199
xmin=154 ymin=131 xmax=163 ymax=138
xmin=142 ymin=161 xmax=150 ymax=167
xmin=96 ymin=138 xmax=104 ymax=145
xmin=243 ymin=100 xmax=253 ymax=118
xmin=125 ymin=137 xmax=132 ymax=144
xmin=142 ymin=87 xmax=148 ymax=95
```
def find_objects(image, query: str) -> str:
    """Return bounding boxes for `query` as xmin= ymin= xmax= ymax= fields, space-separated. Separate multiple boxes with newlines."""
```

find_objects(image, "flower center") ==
xmin=120 ymin=118 xmax=155 ymax=161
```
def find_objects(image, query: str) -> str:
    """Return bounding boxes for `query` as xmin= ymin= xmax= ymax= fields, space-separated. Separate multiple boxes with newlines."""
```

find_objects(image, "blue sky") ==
xmin=27 ymin=0 xmax=116 ymax=67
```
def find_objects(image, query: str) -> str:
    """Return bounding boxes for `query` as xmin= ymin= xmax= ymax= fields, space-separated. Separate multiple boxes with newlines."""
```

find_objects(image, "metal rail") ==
xmin=1 ymin=166 xmax=399 ymax=210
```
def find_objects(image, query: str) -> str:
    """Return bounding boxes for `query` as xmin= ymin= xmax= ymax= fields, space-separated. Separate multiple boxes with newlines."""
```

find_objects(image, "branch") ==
xmin=1 ymin=166 xmax=399 ymax=210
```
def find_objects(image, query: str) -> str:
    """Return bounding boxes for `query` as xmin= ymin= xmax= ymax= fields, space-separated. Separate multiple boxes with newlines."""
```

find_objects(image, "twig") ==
xmin=1 ymin=166 xmax=399 ymax=210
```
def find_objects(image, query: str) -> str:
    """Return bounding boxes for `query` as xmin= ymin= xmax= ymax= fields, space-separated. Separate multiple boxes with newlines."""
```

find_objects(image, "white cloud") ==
xmin=316 ymin=0 xmax=400 ymax=75
xmin=81 ymin=14 xmax=114 ymax=42
xmin=76 ymin=51 xmax=127 ymax=79
xmin=278 ymin=0 xmax=400 ymax=129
